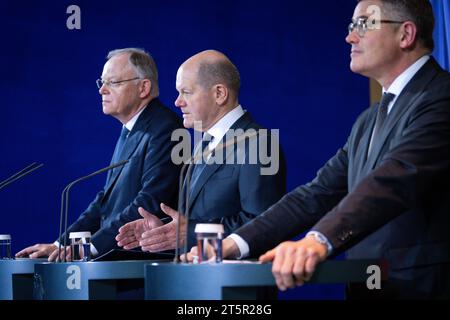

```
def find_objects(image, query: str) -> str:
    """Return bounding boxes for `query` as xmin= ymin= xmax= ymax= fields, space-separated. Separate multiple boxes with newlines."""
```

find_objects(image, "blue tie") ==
xmin=112 ymin=126 xmax=130 ymax=164
xmin=189 ymin=133 xmax=213 ymax=193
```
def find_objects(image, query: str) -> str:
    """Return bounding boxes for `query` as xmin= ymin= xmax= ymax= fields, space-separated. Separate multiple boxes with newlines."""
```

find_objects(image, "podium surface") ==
xmin=0 ymin=258 xmax=47 ymax=300
xmin=34 ymin=260 xmax=167 ymax=300
xmin=145 ymin=260 xmax=380 ymax=300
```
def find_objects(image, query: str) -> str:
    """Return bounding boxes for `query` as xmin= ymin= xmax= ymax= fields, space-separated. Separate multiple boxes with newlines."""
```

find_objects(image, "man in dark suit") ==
xmin=116 ymin=50 xmax=286 ymax=251
xmin=187 ymin=0 xmax=450 ymax=298
xmin=16 ymin=48 xmax=183 ymax=260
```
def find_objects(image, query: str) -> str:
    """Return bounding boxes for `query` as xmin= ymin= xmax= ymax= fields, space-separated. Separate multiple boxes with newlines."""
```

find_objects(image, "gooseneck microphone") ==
xmin=0 ymin=162 xmax=44 ymax=190
xmin=57 ymin=159 xmax=129 ymax=262
xmin=174 ymin=160 xmax=192 ymax=263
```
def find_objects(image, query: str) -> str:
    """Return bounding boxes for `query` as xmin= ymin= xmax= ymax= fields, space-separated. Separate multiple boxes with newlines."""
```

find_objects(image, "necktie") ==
xmin=189 ymin=133 xmax=214 ymax=193
xmin=368 ymin=92 xmax=395 ymax=155
xmin=112 ymin=126 xmax=130 ymax=164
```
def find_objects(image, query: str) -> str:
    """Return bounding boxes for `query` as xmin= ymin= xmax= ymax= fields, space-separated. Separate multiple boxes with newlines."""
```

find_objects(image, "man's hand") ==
xmin=48 ymin=246 xmax=72 ymax=262
xmin=139 ymin=203 xmax=186 ymax=252
xmin=15 ymin=243 xmax=57 ymax=259
xmin=116 ymin=206 xmax=164 ymax=249
xmin=180 ymin=237 xmax=241 ymax=262
xmin=259 ymin=235 xmax=328 ymax=291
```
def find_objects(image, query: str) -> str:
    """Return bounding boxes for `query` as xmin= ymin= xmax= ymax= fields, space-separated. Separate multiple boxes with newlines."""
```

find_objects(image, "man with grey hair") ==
xmin=116 ymin=50 xmax=286 ymax=253
xmin=17 ymin=48 xmax=183 ymax=260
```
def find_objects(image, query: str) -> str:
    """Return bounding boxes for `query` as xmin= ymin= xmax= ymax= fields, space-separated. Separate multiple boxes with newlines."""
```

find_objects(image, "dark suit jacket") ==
xmin=61 ymin=98 xmax=183 ymax=255
xmin=236 ymin=58 xmax=450 ymax=298
xmin=181 ymin=112 xmax=287 ymax=247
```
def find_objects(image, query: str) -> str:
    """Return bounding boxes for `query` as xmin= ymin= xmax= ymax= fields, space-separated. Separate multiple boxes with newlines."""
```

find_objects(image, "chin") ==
xmin=183 ymin=120 xmax=193 ymax=129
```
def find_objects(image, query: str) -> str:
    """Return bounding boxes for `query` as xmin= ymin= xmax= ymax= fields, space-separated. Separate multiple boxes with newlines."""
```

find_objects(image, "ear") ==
xmin=139 ymin=79 xmax=152 ymax=98
xmin=399 ymin=21 xmax=418 ymax=50
xmin=213 ymin=84 xmax=228 ymax=106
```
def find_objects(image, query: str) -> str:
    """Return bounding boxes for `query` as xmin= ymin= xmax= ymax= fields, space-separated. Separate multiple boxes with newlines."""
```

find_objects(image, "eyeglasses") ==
xmin=348 ymin=17 xmax=406 ymax=37
xmin=96 ymin=77 xmax=141 ymax=89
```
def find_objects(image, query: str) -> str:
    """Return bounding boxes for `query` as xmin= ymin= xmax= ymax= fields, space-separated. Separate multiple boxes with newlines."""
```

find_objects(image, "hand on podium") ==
xmin=16 ymin=243 xmax=57 ymax=260
xmin=258 ymin=236 xmax=327 ymax=291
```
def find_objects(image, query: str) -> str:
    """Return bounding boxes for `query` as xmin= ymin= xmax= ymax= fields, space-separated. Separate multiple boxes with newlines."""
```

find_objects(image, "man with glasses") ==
xmin=17 ymin=48 xmax=183 ymax=261
xmin=187 ymin=0 xmax=450 ymax=299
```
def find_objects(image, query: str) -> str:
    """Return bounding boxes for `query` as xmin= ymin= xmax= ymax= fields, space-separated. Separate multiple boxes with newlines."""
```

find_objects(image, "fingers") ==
xmin=141 ymin=239 xmax=174 ymax=252
xmin=118 ymin=221 xmax=136 ymax=234
xmin=160 ymin=203 xmax=179 ymax=219
xmin=16 ymin=244 xmax=39 ymax=258
xmin=19 ymin=244 xmax=56 ymax=259
xmin=140 ymin=223 xmax=176 ymax=247
xmin=138 ymin=207 xmax=154 ymax=219
xmin=122 ymin=240 xmax=140 ymax=250
xmin=269 ymin=241 xmax=322 ymax=291
xmin=259 ymin=248 xmax=276 ymax=263
xmin=271 ymin=243 xmax=288 ymax=291
xmin=116 ymin=229 xmax=136 ymax=243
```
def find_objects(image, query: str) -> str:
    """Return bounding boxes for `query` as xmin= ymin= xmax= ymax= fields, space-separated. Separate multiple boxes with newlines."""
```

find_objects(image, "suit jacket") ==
xmin=236 ymin=58 xmax=450 ymax=298
xmin=61 ymin=98 xmax=183 ymax=255
xmin=181 ymin=112 xmax=287 ymax=247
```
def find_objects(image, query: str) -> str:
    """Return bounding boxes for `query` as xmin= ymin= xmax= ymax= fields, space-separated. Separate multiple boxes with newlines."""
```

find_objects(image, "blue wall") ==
xmin=0 ymin=1 xmax=369 ymax=298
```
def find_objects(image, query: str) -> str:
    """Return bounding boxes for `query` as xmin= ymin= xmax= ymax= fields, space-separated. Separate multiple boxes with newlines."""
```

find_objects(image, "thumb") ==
xmin=138 ymin=207 xmax=156 ymax=220
xmin=259 ymin=248 xmax=276 ymax=263
xmin=160 ymin=203 xmax=179 ymax=219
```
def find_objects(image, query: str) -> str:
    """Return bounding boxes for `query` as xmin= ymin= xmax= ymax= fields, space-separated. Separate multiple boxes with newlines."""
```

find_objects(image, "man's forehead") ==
xmin=102 ymin=58 xmax=131 ymax=76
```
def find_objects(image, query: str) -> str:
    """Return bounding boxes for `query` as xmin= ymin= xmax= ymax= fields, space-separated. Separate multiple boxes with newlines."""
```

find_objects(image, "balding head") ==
xmin=182 ymin=50 xmax=241 ymax=99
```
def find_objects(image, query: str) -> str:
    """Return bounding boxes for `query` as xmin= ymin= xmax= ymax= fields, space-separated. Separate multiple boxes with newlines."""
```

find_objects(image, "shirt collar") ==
xmin=206 ymin=104 xmax=245 ymax=150
xmin=124 ymin=105 xmax=147 ymax=132
xmin=385 ymin=55 xmax=430 ymax=96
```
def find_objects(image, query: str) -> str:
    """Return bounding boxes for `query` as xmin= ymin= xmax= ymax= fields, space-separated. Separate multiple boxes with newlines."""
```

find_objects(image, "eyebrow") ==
xmin=353 ymin=15 xmax=369 ymax=22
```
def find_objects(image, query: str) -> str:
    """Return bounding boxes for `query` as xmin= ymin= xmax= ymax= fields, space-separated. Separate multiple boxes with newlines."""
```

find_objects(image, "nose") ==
xmin=346 ymin=30 xmax=359 ymax=45
xmin=174 ymin=94 xmax=185 ymax=108
xmin=99 ymin=83 xmax=109 ymax=95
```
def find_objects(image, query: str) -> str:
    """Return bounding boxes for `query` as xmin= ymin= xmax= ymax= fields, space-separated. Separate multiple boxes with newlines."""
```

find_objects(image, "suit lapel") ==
xmin=186 ymin=112 xmax=253 ymax=209
xmin=364 ymin=58 xmax=440 ymax=170
xmin=103 ymin=102 xmax=156 ymax=196
xmin=352 ymin=107 xmax=377 ymax=183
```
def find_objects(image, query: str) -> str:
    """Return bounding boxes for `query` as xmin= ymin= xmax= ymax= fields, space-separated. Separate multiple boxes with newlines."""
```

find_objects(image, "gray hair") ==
xmin=197 ymin=59 xmax=241 ymax=97
xmin=107 ymin=48 xmax=159 ymax=96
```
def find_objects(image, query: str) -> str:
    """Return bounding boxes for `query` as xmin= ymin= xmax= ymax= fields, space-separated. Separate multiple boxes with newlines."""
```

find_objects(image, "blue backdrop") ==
xmin=3 ymin=1 xmax=446 ymax=300
xmin=431 ymin=0 xmax=450 ymax=70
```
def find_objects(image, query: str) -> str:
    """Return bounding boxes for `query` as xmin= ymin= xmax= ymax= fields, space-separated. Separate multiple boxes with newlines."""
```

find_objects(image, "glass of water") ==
xmin=0 ymin=234 xmax=12 ymax=259
xmin=69 ymin=231 xmax=91 ymax=262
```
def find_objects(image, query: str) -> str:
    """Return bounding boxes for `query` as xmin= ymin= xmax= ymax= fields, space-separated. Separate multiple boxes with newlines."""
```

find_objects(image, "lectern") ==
xmin=145 ymin=260 xmax=381 ymax=300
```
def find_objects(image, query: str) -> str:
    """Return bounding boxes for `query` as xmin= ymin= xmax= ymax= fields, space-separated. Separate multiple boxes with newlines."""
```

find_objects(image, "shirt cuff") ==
xmin=306 ymin=231 xmax=333 ymax=256
xmin=228 ymin=233 xmax=249 ymax=259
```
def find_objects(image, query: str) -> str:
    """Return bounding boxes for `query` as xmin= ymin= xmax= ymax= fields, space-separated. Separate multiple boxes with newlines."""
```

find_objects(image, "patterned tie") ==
xmin=368 ymin=92 xmax=396 ymax=155
xmin=189 ymin=133 xmax=214 ymax=194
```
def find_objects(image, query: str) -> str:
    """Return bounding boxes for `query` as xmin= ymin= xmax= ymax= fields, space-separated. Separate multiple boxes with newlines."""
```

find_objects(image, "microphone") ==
xmin=0 ymin=162 xmax=44 ymax=190
xmin=57 ymin=159 xmax=129 ymax=262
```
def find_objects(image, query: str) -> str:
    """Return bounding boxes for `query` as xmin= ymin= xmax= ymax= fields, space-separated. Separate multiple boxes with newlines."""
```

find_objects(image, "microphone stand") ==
xmin=174 ymin=160 xmax=191 ymax=263
xmin=57 ymin=159 xmax=129 ymax=262
xmin=0 ymin=162 xmax=44 ymax=190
